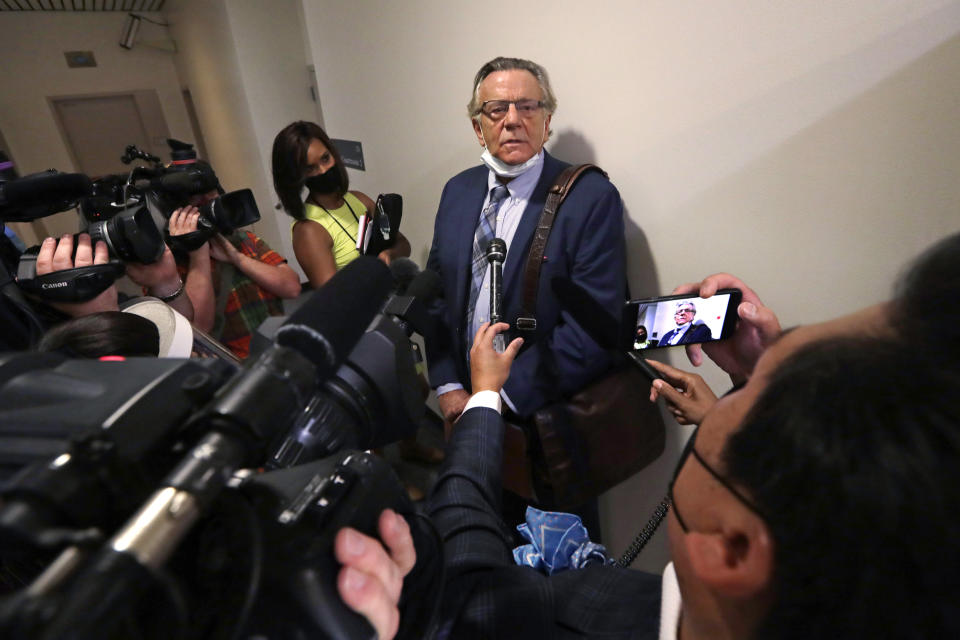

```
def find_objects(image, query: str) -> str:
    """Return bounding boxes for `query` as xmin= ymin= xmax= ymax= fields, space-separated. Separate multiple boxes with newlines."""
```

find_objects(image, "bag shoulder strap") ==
xmin=516 ymin=163 xmax=608 ymax=331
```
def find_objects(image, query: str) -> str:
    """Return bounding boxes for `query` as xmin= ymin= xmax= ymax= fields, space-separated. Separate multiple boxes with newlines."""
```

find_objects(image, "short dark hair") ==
xmin=724 ymin=338 xmax=960 ymax=638
xmin=271 ymin=121 xmax=349 ymax=220
xmin=37 ymin=312 xmax=160 ymax=358
xmin=891 ymin=230 xmax=960 ymax=361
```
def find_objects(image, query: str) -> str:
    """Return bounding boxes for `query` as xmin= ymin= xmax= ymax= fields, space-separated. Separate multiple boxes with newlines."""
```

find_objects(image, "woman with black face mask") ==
xmin=272 ymin=121 xmax=410 ymax=287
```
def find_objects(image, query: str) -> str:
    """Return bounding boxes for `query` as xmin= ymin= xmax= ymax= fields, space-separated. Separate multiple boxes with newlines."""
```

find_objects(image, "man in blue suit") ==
xmin=426 ymin=56 xmax=626 ymax=424
xmin=657 ymin=301 xmax=713 ymax=347
xmin=425 ymin=56 xmax=626 ymax=527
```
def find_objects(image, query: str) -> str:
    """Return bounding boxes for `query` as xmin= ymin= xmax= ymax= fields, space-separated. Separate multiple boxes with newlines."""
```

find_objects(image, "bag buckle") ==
xmin=516 ymin=317 xmax=537 ymax=331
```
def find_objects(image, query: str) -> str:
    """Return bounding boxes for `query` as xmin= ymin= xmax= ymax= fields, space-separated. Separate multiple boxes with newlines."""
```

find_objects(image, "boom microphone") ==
xmin=276 ymin=256 xmax=392 ymax=379
xmin=405 ymin=268 xmax=441 ymax=303
xmin=0 ymin=172 xmax=93 ymax=222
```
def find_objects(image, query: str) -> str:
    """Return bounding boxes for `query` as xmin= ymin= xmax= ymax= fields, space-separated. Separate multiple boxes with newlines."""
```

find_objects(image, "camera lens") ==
xmin=198 ymin=189 xmax=260 ymax=234
xmin=87 ymin=206 xmax=164 ymax=264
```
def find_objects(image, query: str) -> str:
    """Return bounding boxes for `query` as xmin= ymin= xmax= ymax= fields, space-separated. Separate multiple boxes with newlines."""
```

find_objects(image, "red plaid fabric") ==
xmin=176 ymin=231 xmax=286 ymax=359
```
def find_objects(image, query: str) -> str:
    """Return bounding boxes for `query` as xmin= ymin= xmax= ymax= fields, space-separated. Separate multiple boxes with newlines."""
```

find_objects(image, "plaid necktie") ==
xmin=466 ymin=183 xmax=509 ymax=337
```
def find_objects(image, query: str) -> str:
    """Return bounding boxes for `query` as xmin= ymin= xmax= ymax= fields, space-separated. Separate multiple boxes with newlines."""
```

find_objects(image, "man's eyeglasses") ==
xmin=675 ymin=308 xmax=694 ymax=315
xmin=668 ymin=425 xmax=766 ymax=532
xmin=479 ymin=99 xmax=544 ymax=121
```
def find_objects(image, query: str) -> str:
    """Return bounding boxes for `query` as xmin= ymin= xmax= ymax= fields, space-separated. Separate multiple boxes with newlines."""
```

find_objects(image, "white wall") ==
xmin=0 ymin=12 xmax=194 ymax=242
xmin=301 ymin=0 xmax=960 ymax=571
xmin=164 ymin=0 xmax=318 ymax=277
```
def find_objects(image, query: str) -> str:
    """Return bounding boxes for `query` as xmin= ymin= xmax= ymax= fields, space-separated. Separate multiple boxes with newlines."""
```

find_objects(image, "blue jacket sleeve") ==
xmin=424 ymin=182 xmax=463 ymax=390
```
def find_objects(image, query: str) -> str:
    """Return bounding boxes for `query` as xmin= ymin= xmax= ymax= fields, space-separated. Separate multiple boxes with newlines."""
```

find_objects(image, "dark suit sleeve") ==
xmin=503 ymin=180 xmax=626 ymax=416
xmin=427 ymin=407 xmax=662 ymax=638
xmin=424 ymin=181 xmax=462 ymax=389
xmin=679 ymin=323 xmax=713 ymax=345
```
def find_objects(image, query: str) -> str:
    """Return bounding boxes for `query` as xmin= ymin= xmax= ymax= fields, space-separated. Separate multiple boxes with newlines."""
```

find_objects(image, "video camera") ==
xmin=4 ymin=139 xmax=261 ymax=305
xmin=0 ymin=257 xmax=443 ymax=639
xmin=117 ymin=139 xmax=260 ymax=254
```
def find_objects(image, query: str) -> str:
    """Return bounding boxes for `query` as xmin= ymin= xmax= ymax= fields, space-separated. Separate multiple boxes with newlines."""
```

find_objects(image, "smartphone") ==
xmin=621 ymin=289 xmax=742 ymax=351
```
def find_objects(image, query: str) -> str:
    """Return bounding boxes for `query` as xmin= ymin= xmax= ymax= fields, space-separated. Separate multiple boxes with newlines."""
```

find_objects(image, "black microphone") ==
xmin=276 ymin=256 xmax=392 ymax=380
xmin=486 ymin=238 xmax=507 ymax=351
xmin=382 ymin=267 xmax=441 ymax=340
xmin=388 ymin=256 xmax=421 ymax=294
xmin=405 ymin=268 xmax=441 ymax=303
xmin=0 ymin=172 xmax=93 ymax=221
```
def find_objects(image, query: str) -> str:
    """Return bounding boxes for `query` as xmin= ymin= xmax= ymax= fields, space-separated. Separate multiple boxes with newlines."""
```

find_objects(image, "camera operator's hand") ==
xmin=208 ymin=233 xmax=240 ymax=264
xmin=125 ymin=246 xmax=195 ymax=321
xmin=335 ymin=509 xmax=416 ymax=640
xmin=168 ymin=205 xmax=203 ymax=242
xmin=35 ymin=234 xmax=118 ymax=317
xmin=167 ymin=206 xmax=215 ymax=330
xmin=470 ymin=322 xmax=523 ymax=394
xmin=210 ymin=233 xmax=301 ymax=299
xmin=646 ymin=358 xmax=718 ymax=425
xmin=672 ymin=273 xmax=781 ymax=385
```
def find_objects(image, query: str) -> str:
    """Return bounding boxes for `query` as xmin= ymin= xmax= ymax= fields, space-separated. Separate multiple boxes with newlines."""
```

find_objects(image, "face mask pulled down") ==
xmin=478 ymin=119 xmax=547 ymax=178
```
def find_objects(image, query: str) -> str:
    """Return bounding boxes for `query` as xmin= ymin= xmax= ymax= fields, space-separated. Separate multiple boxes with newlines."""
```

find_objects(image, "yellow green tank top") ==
xmin=298 ymin=192 xmax=367 ymax=271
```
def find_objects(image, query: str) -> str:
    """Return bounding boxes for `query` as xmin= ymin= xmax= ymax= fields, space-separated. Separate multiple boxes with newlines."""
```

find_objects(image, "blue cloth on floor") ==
xmin=512 ymin=506 xmax=610 ymax=575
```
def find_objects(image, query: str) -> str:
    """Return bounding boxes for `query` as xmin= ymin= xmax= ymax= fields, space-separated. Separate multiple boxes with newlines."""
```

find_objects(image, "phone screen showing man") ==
xmin=627 ymin=289 xmax=740 ymax=351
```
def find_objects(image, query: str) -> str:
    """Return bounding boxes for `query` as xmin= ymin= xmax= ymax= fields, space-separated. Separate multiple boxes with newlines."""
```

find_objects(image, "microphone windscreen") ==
xmin=388 ymin=256 xmax=421 ymax=294
xmin=551 ymin=277 xmax=620 ymax=350
xmin=405 ymin=268 xmax=441 ymax=303
xmin=0 ymin=172 xmax=92 ymax=209
xmin=275 ymin=256 xmax=392 ymax=378
xmin=486 ymin=238 xmax=506 ymax=263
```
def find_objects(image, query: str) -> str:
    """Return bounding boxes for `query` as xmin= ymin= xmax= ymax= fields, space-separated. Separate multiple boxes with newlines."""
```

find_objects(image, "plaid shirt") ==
xmin=177 ymin=230 xmax=286 ymax=359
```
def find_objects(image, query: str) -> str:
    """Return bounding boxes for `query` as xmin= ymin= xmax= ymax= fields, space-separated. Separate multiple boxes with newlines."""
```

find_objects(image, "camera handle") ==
xmin=16 ymin=252 xmax=125 ymax=303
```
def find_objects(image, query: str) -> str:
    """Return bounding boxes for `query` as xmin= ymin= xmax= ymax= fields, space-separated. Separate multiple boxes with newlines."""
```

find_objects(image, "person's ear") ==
xmin=472 ymin=117 xmax=486 ymax=147
xmin=682 ymin=521 xmax=773 ymax=598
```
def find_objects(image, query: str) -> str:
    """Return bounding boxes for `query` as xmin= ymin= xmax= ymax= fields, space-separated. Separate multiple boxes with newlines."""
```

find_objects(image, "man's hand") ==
xmin=437 ymin=389 xmax=470 ymax=423
xmin=646 ymin=359 xmax=718 ymax=425
xmin=671 ymin=273 xmax=781 ymax=385
xmin=335 ymin=509 xmax=416 ymax=640
xmin=126 ymin=246 xmax=195 ymax=321
xmin=168 ymin=206 xmax=202 ymax=239
xmin=469 ymin=322 xmax=523 ymax=394
xmin=34 ymin=234 xmax=118 ymax=317
xmin=209 ymin=233 xmax=241 ymax=265
xmin=125 ymin=246 xmax=181 ymax=295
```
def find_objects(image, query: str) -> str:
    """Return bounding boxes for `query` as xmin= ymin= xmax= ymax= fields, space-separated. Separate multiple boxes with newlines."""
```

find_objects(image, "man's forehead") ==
xmin=478 ymin=69 xmax=541 ymax=97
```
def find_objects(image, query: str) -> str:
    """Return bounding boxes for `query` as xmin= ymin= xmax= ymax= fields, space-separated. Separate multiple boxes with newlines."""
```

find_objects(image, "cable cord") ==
xmin=614 ymin=496 xmax=670 ymax=568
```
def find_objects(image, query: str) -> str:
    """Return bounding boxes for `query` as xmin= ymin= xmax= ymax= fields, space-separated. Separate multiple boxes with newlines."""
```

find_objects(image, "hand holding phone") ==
xmin=671 ymin=274 xmax=781 ymax=384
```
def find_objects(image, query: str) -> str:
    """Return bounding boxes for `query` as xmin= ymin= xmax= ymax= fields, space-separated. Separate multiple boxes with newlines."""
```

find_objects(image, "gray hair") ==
xmin=675 ymin=301 xmax=697 ymax=314
xmin=467 ymin=57 xmax=558 ymax=118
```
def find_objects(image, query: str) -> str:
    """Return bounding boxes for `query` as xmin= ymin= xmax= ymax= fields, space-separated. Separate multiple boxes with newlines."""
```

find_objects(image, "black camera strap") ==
xmin=165 ymin=228 xmax=209 ymax=253
xmin=16 ymin=261 xmax=126 ymax=303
